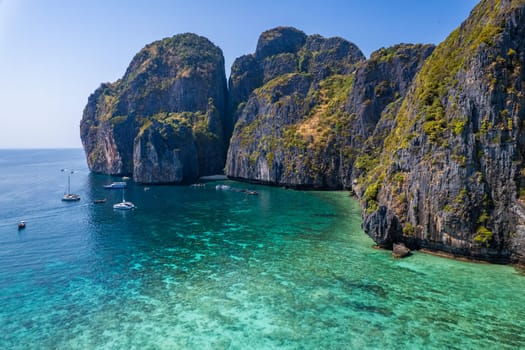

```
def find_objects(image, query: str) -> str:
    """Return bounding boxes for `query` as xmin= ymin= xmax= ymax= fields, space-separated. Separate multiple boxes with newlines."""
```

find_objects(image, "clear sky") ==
xmin=0 ymin=0 xmax=479 ymax=149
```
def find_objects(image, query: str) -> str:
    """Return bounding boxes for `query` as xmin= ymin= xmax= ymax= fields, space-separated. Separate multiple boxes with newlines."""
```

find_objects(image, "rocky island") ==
xmin=81 ymin=0 xmax=525 ymax=265
xmin=80 ymin=33 xmax=228 ymax=184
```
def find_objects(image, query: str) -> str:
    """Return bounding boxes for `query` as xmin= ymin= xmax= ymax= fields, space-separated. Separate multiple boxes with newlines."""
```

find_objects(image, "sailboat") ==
xmin=61 ymin=169 xmax=80 ymax=201
xmin=113 ymin=188 xmax=135 ymax=210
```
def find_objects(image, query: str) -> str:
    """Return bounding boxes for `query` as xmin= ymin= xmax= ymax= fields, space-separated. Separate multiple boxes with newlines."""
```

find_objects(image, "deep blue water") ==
xmin=0 ymin=149 xmax=524 ymax=349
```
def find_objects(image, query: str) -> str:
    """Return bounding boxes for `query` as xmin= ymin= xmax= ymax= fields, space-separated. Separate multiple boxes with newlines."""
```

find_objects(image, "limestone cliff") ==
xmin=357 ymin=0 xmax=525 ymax=264
xmin=226 ymin=27 xmax=366 ymax=188
xmin=226 ymin=27 xmax=432 ymax=189
xmin=80 ymin=33 xmax=228 ymax=183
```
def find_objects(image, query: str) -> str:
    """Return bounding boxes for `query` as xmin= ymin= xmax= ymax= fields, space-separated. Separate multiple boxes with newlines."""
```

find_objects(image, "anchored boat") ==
xmin=61 ymin=169 xmax=80 ymax=201
xmin=113 ymin=188 xmax=136 ymax=210
xmin=103 ymin=182 xmax=127 ymax=189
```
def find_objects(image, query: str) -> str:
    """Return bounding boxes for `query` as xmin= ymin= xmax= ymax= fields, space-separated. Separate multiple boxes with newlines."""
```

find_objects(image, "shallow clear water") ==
xmin=0 ymin=149 xmax=524 ymax=349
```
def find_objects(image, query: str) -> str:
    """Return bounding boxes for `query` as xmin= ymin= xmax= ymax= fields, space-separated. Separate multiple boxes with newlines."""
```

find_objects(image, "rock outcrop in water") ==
xmin=80 ymin=33 xmax=228 ymax=183
xmin=356 ymin=0 xmax=525 ymax=264
xmin=80 ymin=0 xmax=525 ymax=265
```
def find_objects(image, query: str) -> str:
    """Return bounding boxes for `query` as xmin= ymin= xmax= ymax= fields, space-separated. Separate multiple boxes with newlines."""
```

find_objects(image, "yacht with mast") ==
xmin=113 ymin=188 xmax=135 ymax=210
xmin=61 ymin=169 xmax=80 ymax=201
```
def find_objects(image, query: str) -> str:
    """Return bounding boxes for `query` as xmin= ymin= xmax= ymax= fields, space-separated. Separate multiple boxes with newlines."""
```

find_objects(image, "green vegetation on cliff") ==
xmin=380 ymin=0 xmax=510 ymax=156
xmin=226 ymin=28 xmax=366 ymax=188
xmin=80 ymin=33 xmax=228 ymax=182
xmin=360 ymin=0 xmax=520 ymax=196
xmin=124 ymin=33 xmax=224 ymax=84
xmin=358 ymin=0 xmax=525 ymax=263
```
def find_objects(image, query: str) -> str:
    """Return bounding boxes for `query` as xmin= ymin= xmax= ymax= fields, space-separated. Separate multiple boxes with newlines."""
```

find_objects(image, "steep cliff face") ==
xmin=80 ymin=33 xmax=228 ymax=183
xmin=347 ymin=44 xmax=435 ymax=194
xmin=346 ymin=44 xmax=435 ymax=140
xmin=358 ymin=0 xmax=525 ymax=264
xmin=80 ymin=82 xmax=135 ymax=175
xmin=226 ymin=27 xmax=433 ymax=189
xmin=226 ymin=27 xmax=366 ymax=188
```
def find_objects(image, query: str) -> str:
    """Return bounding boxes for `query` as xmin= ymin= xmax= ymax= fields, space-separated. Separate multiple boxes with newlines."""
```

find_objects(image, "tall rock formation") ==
xmin=226 ymin=27 xmax=366 ymax=188
xmin=226 ymin=27 xmax=433 ymax=189
xmin=357 ymin=0 xmax=525 ymax=264
xmin=80 ymin=33 xmax=228 ymax=183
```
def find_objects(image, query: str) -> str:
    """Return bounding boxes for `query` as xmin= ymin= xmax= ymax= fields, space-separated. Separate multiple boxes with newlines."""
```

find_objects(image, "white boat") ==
xmin=215 ymin=184 xmax=231 ymax=191
xmin=103 ymin=181 xmax=127 ymax=189
xmin=190 ymin=183 xmax=205 ymax=188
xmin=113 ymin=201 xmax=136 ymax=210
xmin=61 ymin=169 xmax=80 ymax=201
xmin=113 ymin=188 xmax=135 ymax=210
xmin=62 ymin=193 xmax=81 ymax=201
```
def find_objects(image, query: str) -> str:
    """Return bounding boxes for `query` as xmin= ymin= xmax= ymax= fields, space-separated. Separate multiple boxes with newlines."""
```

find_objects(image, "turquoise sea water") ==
xmin=0 ymin=149 xmax=524 ymax=349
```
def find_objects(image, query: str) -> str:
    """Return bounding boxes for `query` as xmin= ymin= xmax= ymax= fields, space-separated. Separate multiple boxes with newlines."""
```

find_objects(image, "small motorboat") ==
xmin=245 ymin=190 xmax=258 ymax=196
xmin=18 ymin=221 xmax=26 ymax=230
xmin=103 ymin=182 xmax=127 ymax=189
xmin=215 ymin=184 xmax=231 ymax=191
xmin=93 ymin=198 xmax=107 ymax=204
